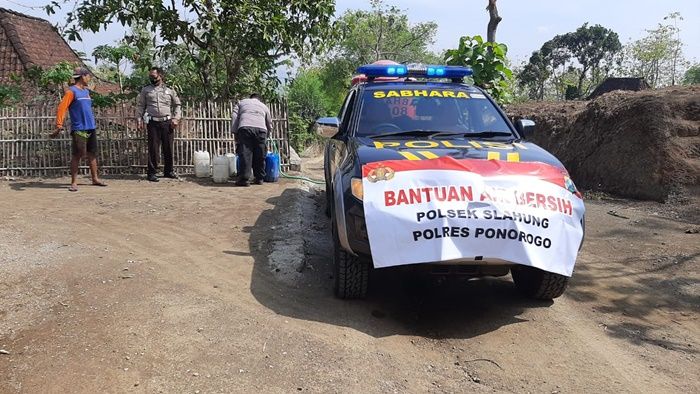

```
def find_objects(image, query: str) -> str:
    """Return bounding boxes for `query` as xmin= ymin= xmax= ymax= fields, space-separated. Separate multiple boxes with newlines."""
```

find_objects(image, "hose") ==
xmin=280 ymin=173 xmax=325 ymax=185
xmin=270 ymin=138 xmax=325 ymax=185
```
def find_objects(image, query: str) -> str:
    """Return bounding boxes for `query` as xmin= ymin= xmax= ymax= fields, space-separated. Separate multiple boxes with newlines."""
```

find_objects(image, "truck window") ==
xmin=356 ymin=88 xmax=512 ymax=137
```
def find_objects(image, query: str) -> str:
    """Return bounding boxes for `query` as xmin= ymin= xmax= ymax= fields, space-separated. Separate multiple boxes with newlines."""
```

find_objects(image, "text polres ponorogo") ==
xmin=412 ymin=226 xmax=552 ymax=248
xmin=384 ymin=185 xmax=573 ymax=215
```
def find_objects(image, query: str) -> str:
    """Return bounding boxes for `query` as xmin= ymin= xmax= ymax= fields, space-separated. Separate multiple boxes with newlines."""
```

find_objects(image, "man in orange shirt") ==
xmin=50 ymin=67 xmax=107 ymax=191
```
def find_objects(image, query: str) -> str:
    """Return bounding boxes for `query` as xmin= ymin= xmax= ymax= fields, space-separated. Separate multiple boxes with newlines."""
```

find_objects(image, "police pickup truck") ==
xmin=317 ymin=63 xmax=584 ymax=300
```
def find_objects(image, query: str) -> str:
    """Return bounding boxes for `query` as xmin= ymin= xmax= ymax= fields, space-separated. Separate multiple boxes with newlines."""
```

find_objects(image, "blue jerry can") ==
xmin=264 ymin=152 xmax=280 ymax=182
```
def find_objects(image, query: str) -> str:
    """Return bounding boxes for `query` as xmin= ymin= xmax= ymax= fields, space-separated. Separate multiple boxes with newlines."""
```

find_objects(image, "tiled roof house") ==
xmin=0 ymin=8 xmax=83 ymax=79
xmin=0 ymin=8 xmax=117 ymax=94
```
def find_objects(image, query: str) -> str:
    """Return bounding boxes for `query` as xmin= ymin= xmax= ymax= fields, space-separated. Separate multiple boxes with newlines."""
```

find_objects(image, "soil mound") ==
xmin=507 ymin=86 xmax=700 ymax=201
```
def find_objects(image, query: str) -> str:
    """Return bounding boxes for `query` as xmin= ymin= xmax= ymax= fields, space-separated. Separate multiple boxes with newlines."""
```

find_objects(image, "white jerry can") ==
xmin=194 ymin=150 xmax=211 ymax=178
xmin=225 ymin=153 xmax=237 ymax=176
xmin=212 ymin=155 xmax=230 ymax=183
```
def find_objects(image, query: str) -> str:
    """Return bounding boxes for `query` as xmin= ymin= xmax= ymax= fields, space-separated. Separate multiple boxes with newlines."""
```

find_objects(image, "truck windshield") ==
xmin=356 ymin=87 xmax=514 ymax=138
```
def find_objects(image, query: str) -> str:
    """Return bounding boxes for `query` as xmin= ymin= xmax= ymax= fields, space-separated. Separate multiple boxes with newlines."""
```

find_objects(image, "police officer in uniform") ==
xmin=137 ymin=67 xmax=182 ymax=182
xmin=230 ymin=93 xmax=273 ymax=186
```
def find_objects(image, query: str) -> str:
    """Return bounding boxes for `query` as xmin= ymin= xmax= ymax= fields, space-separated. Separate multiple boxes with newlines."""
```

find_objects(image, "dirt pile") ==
xmin=507 ymin=86 xmax=700 ymax=201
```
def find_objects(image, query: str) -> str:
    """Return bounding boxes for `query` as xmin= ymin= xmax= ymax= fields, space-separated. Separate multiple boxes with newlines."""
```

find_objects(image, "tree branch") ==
xmin=486 ymin=0 xmax=502 ymax=43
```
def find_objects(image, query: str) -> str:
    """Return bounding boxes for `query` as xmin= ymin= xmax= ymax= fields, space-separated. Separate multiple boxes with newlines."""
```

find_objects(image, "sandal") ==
xmin=68 ymin=185 xmax=78 ymax=192
xmin=92 ymin=181 xmax=108 ymax=187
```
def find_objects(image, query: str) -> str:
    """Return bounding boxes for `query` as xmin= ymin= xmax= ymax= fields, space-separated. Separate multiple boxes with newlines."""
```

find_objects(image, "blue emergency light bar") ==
xmin=356 ymin=64 xmax=408 ymax=77
xmin=356 ymin=64 xmax=473 ymax=80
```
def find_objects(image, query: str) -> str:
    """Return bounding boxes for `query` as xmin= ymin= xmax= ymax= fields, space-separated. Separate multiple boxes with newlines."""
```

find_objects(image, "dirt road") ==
xmin=1 ymin=160 xmax=698 ymax=393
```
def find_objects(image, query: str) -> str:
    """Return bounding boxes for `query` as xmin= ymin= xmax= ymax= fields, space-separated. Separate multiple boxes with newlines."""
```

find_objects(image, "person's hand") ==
xmin=49 ymin=127 xmax=62 ymax=139
xmin=171 ymin=119 xmax=179 ymax=129
xmin=137 ymin=121 xmax=145 ymax=131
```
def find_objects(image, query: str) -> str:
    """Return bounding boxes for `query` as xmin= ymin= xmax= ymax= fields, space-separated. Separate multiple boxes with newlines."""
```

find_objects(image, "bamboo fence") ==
xmin=0 ymin=100 xmax=290 ymax=177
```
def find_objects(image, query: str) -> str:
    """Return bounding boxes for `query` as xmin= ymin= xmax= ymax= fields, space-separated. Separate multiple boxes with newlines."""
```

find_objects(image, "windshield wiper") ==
xmin=464 ymin=131 xmax=514 ymax=138
xmin=368 ymin=130 xmax=445 ymax=139
xmin=368 ymin=130 xmax=514 ymax=139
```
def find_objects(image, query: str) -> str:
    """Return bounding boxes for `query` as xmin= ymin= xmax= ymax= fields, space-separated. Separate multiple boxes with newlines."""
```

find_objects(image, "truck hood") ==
xmin=353 ymin=136 xmax=566 ymax=170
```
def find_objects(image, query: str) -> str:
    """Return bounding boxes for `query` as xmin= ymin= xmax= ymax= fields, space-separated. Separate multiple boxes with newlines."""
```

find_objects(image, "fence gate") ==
xmin=0 ymin=100 xmax=290 ymax=177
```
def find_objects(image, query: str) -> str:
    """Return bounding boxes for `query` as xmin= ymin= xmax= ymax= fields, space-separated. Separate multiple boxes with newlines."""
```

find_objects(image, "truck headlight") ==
xmin=351 ymin=178 xmax=363 ymax=200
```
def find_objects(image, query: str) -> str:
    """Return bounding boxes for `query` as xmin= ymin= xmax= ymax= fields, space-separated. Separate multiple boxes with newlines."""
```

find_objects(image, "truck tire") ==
xmin=332 ymin=215 xmax=369 ymax=299
xmin=511 ymin=265 xmax=569 ymax=300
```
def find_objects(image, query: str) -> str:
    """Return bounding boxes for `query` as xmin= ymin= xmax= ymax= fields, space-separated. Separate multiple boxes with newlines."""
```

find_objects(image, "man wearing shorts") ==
xmin=51 ymin=67 xmax=106 ymax=191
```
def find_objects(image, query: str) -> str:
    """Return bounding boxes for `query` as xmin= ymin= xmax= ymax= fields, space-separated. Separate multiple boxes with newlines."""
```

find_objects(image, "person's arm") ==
xmin=230 ymin=103 xmax=240 ymax=134
xmin=136 ymin=88 xmax=146 ymax=129
xmin=52 ymin=89 xmax=74 ymax=137
xmin=171 ymin=89 xmax=182 ymax=126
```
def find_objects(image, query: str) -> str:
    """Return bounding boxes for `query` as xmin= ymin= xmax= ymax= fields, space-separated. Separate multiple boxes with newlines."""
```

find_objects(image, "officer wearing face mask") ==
xmin=136 ymin=66 xmax=182 ymax=182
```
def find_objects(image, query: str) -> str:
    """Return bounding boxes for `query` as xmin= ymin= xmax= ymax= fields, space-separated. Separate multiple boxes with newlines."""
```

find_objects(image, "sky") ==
xmin=335 ymin=0 xmax=700 ymax=65
xmin=3 ymin=0 xmax=699 ymax=67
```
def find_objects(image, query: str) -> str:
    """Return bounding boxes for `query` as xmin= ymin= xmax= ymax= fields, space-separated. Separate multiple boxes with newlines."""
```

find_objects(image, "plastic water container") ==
xmin=212 ymin=155 xmax=230 ymax=183
xmin=193 ymin=150 xmax=211 ymax=178
xmin=225 ymin=153 xmax=237 ymax=176
xmin=264 ymin=151 xmax=280 ymax=182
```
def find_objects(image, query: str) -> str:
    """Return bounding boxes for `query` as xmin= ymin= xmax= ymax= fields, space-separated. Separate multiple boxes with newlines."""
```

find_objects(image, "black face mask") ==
xmin=149 ymin=76 xmax=159 ymax=84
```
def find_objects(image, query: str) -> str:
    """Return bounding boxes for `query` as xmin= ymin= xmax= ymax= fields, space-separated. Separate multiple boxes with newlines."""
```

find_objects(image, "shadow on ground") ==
xmin=8 ymin=174 xmax=149 ymax=191
xmin=248 ymin=187 xmax=551 ymax=339
xmin=9 ymin=181 xmax=68 ymax=191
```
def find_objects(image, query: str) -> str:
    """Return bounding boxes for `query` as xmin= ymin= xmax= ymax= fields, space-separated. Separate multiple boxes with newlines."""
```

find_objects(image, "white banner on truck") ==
xmin=362 ymin=157 xmax=585 ymax=276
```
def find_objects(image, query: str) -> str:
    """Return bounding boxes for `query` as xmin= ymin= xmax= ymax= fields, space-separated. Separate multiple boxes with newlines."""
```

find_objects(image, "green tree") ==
xmin=286 ymin=69 xmax=333 ymax=151
xmin=619 ymin=12 xmax=688 ymax=88
xmin=518 ymin=50 xmax=555 ymax=100
xmin=78 ymin=29 xmax=156 ymax=105
xmin=683 ymin=64 xmax=700 ymax=85
xmin=49 ymin=0 xmax=336 ymax=100
xmin=92 ymin=43 xmax=136 ymax=93
xmin=316 ymin=0 xmax=440 ymax=112
xmin=335 ymin=0 xmax=439 ymax=65
xmin=444 ymin=35 xmax=513 ymax=104
xmin=518 ymin=23 xmax=621 ymax=99
xmin=532 ymin=24 xmax=623 ymax=98
xmin=316 ymin=58 xmax=354 ymax=113
xmin=558 ymin=24 xmax=621 ymax=97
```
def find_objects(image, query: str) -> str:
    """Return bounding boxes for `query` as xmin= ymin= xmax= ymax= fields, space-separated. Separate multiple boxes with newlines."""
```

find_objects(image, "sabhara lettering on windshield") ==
xmin=373 ymin=90 xmax=470 ymax=99
xmin=383 ymin=185 xmax=573 ymax=216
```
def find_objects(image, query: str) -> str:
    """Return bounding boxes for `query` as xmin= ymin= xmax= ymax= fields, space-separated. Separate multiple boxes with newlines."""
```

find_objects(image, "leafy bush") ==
xmin=684 ymin=64 xmax=700 ymax=85
xmin=0 ymin=84 xmax=21 ymax=108
xmin=286 ymin=69 xmax=334 ymax=151
xmin=444 ymin=35 xmax=513 ymax=104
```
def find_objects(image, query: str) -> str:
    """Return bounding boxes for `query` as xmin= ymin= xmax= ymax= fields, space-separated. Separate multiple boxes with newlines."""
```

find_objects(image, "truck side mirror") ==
xmin=315 ymin=117 xmax=340 ymax=138
xmin=515 ymin=119 xmax=535 ymax=139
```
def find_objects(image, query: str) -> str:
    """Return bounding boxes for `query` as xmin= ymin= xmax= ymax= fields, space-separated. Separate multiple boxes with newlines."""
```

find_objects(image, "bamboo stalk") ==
xmin=0 ymin=99 xmax=290 ymax=177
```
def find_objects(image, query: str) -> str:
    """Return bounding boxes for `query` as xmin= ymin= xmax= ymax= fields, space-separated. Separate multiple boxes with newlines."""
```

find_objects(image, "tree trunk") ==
xmin=117 ymin=62 xmax=124 ymax=95
xmin=576 ymin=66 xmax=589 ymax=98
xmin=374 ymin=11 xmax=384 ymax=61
xmin=486 ymin=0 xmax=502 ymax=43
